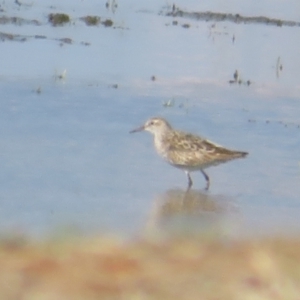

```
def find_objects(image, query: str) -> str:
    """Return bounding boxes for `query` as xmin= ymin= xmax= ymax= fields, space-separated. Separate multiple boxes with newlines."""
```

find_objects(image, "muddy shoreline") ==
xmin=0 ymin=236 xmax=299 ymax=299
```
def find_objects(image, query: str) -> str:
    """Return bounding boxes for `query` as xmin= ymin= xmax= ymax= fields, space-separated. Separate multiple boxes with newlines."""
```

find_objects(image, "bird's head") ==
xmin=130 ymin=117 xmax=172 ymax=136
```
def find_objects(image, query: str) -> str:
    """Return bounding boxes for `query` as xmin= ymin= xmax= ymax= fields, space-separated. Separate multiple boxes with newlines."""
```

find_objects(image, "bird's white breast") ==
xmin=154 ymin=136 xmax=169 ymax=160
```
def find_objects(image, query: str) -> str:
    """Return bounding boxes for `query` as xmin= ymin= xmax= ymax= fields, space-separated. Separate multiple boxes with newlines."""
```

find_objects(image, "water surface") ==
xmin=0 ymin=0 xmax=299 ymax=238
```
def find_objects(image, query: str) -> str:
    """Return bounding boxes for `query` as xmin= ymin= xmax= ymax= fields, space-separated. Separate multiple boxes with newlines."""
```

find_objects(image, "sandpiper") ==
xmin=130 ymin=117 xmax=248 ymax=190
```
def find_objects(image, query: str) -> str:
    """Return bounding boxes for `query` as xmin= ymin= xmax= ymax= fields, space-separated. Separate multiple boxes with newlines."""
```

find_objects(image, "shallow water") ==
xmin=0 ymin=0 xmax=299 ymax=238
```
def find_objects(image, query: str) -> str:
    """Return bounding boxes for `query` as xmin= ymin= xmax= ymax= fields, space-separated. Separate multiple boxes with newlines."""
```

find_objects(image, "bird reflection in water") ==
xmin=145 ymin=188 xmax=239 ymax=236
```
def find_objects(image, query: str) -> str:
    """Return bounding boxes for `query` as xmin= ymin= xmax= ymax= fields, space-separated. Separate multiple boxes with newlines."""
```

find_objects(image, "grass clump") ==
xmin=81 ymin=16 xmax=101 ymax=26
xmin=102 ymin=19 xmax=113 ymax=27
xmin=48 ymin=13 xmax=70 ymax=26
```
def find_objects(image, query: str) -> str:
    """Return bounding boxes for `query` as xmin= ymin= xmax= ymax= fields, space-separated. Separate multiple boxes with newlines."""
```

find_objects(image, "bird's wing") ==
xmin=166 ymin=132 xmax=243 ymax=167
xmin=167 ymin=132 xmax=226 ymax=153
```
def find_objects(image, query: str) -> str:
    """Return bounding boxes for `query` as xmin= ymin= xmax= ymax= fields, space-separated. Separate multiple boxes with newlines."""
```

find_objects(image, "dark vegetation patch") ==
xmin=48 ymin=13 xmax=70 ymax=26
xmin=0 ymin=31 xmax=27 ymax=42
xmin=228 ymin=70 xmax=252 ymax=86
xmin=34 ymin=35 xmax=47 ymax=39
xmin=110 ymin=84 xmax=118 ymax=89
xmin=0 ymin=12 xmax=114 ymax=29
xmin=182 ymin=23 xmax=190 ymax=28
xmin=0 ymin=16 xmax=40 ymax=25
xmin=247 ymin=118 xmax=300 ymax=129
xmin=59 ymin=37 xmax=72 ymax=44
xmin=164 ymin=6 xmax=300 ymax=27
xmin=0 ymin=30 xmax=82 ymax=46
xmin=81 ymin=16 xmax=101 ymax=26
xmin=0 ymin=8 xmax=119 ymax=45
xmin=102 ymin=19 xmax=113 ymax=27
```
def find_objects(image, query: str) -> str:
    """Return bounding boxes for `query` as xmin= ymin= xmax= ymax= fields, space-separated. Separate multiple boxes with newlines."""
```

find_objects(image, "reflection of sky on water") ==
xmin=0 ymin=0 xmax=299 ymax=237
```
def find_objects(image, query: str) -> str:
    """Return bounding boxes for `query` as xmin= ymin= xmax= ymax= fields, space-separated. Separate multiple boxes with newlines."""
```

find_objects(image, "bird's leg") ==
xmin=200 ymin=170 xmax=210 ymax=190
xmin=185 ymin=171 xmax=193 ymax=190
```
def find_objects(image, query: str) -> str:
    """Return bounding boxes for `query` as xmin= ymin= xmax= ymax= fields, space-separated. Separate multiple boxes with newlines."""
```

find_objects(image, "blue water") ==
xmin=0 ymin=0 xmax=300 ymax=238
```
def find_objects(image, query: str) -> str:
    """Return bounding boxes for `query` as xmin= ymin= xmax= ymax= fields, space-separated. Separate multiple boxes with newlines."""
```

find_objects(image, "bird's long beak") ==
xmin=129 ymin=125 xmax=145 ymax=133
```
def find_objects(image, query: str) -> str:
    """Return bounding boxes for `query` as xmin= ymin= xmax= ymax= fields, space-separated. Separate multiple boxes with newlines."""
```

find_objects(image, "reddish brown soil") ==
xmin=0 ymin=236 xmax=299 ymax=299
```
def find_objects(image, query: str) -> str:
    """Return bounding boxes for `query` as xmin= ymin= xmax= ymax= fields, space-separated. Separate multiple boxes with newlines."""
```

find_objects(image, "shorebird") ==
xmin=130 ymin=117 xmax=248 ymax=190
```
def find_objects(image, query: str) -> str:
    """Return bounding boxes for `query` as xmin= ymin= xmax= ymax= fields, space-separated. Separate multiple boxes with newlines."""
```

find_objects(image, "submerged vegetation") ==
xmin=102 ymin=19 xmax=114 ymax=27
xmin=164 ymin=5 xmax=300 ymax=27
xmin=48 ymin=13 xmax=70 ymax=26
xmin=81 ymin=15 xmax=101 ymax=26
